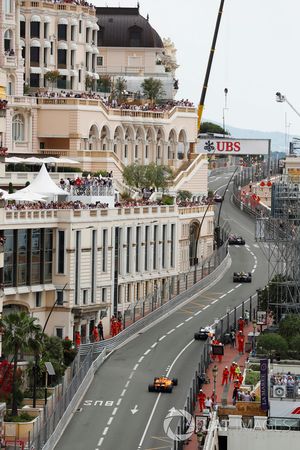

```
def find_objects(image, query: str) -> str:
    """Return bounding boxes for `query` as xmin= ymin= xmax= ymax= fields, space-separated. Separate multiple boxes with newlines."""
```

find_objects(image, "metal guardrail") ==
xmin=174 ymin=292 xmax=259 ymax=450
xmin=79 ymin=245 xmax=229 ymax=357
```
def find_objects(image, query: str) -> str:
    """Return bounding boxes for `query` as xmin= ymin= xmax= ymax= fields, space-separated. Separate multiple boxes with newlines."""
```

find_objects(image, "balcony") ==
xmin=3 ymin=54 xmax=17 ymax=68
xmin=20 ymin=0 xmax=96 ymax=15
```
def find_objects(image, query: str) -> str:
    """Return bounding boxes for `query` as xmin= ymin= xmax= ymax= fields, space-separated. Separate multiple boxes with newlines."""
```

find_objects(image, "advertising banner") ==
xmin=197 ymin=138 xmax=269 ymax=155
xmin=260 ymin=358 xmax=269 ymax=411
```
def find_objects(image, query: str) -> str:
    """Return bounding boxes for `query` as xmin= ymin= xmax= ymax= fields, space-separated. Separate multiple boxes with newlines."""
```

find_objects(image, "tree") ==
xmin=44 ymin=70 xmax=62 ymax=90
xmin=279 ymin=314 xmax=300 ymax=342
xmin=98 ymin=75 xmax=111 ymax=93
xmin=123 ymin=164 xmax=146 ymax=189
xmin=85 ymin=74 xmax=94 ymax=91
xmin=145 ymin=163 xmax=173 ymax=191
xmin=200 ymin=121 xmax=229 ymax=135
xmin=141 ymin=78 xmax=165 ymax=102
xmin=0 ymin=312 xmax=42 ymax=416
xmin=177 ymin=190 xmax=192 ymax=202
xmin=257 ymin=333 xmax=288 ymax=358
xmin=113 ymin=77 xmax=127 ymax=101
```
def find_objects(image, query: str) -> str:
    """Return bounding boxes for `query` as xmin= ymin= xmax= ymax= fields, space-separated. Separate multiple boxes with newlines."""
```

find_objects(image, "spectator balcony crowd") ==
xmin=270 ymin=372 xmax=300 ymax=398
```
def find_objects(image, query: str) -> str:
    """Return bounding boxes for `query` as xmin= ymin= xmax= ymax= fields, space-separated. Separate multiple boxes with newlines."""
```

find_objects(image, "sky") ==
xmin=94 ymin=0 xmax=300 ymax=136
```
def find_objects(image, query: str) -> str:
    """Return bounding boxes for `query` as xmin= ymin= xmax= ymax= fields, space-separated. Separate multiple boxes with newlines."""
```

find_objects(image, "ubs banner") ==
xmin=260 ymin=358 xmax=269 ymax=411
xmin=197 ymin=138 xmax=270 ymax=155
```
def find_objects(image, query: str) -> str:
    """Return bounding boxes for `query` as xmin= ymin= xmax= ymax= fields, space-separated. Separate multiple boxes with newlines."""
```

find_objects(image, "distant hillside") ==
xmin=226 ymin=125 xmax=293 ymax=153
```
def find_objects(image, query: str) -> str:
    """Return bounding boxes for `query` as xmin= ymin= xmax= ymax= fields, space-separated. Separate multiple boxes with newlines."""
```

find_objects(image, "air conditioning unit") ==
xmin=273 ymin=385 xmax=286 ymax=398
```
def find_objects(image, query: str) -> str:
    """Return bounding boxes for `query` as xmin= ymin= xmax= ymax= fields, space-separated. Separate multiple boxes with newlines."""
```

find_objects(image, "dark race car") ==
xmin=213 ymin=194 xmax=223 ymax=203
xmin=148 ymin=376 xmax=178 ymax=393
xmin=233 ymin=272 xmax=252 ymax=283
xmin=228 ymin=235 xmax=245 ymax=246
xmin=194 ymin=326 xmax=214 ymax=341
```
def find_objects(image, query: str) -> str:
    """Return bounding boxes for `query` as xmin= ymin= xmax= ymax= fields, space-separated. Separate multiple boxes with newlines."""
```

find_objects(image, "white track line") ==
xmin=107 ymin=417 xmax=113 ymax=426
xmin=158 ymin=335 xmax=166 ymax=341
xmin=138 ymin=356 xmax=144 ymax=363
xmin=97 ymin=437 xmax=104 ymax=446
xmin=116 ymin=398 xmax=122 ymax=406
xmin=133 ymin=364 xmax=139 ymax=370
xmin=137 ymin=339 xmax=194 ymax=449
xmin=185 ymin=317 xmax=193 ymax=322
xmin=144 ymin=349 xmax=151 ymax=355
xmin=112 ymin=407 xmax=118 ymax=416
xmin=194 ymin=310 xmax=202 ymax=316
xmin=176 ymin=322 xmax=184 ymax=328
xmin=102 ymin=427 xmax=109 ymax=436
xmin=151 ymin=342 xmax=157 ymax=348
xmin=219 ymin=294 xmax=226 ymax=299
xmin=167 ymin=329 xmax=175 ymax=334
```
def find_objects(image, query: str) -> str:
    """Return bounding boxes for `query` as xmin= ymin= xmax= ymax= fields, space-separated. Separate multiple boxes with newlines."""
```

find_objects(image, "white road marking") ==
xmin=128 ymin=372 xmax=134 ymax=379
xmin=235 ymin=245 xmax=240 ymax=248
xmin=253 ymin=244 xmax=259 ymax=248
xmin=194 ymin=310 xmax=202 ymax=316
xmin=203 ymin=305 xmax=210 ymax=310
xmin=254 ymin=264 xmax=257 ymax=269
xmin=185 ymin=317 xmax=193 ymax=322
xmin=151 ymin=342 xmax=157 ymax=348
xmin=107 ymin=417 xmax=113 ymax=425
xmin=137 ymin=339 xmax=194 ymax=450
xmin=98 ymin=437 xmax=104 ymax=446
xmin=133 ymin=364 xmax=139 ymax=370
xmin=251 ymin=269 xmax=255 ymax=273
xmin=167 ymin=328 xmax=175 ymax=334
xmin=212 ymin=299 xmax=219 ymax=304
xmin=112 ymin=407 xmax=118 ymax=416
xmin=116 ymin=398 xmax=122 ymax=406
xmin=144 ymin=349 xmax=151 ymax=355
xmin=121 ymin=389 xmax=126 ymax=397
xmin=227 ymin=289 xmax=234 ymax=294
xmin=176 ymin=322 xmax=184 ymax=328
xmin=219 ymin=294 xmax=226 ymax=299
xmin=102 ymin=427 xmax=109 ymax=436
xmin=125 ymin=380 xmax=130 ymax=388
xmin=158 ymin=335 xmax=166 ymax=341
xmin=235 ymin=283 xmax=242 ymax=288
xmin=138 ymin=356 xmax=144 ymax=363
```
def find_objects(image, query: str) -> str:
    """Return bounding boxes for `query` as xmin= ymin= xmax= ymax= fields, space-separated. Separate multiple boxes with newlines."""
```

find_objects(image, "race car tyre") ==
xmin=194 ymin=333 xmax=200 ymax=340
xmin=233 ymin=272 xmax=237 ymax=276
xmin=148 ymin=384 xmax=155 ymax=392
xmin=166 ymin=386 xmax=173 ymax=393
xmin=172 ymin=378 xmax=178 ymax=386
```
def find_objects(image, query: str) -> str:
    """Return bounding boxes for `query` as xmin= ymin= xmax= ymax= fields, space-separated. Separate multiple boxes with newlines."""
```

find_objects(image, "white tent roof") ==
xmin=18 ymin=164 xmax=69 ymax=196
xmin=5 ymin=192 xmax=47 ymax=201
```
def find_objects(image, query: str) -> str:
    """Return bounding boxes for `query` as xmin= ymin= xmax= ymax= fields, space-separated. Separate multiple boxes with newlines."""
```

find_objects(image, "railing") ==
xmin=20 ymin=0 xmax=96 ymax=14
xmin=174 ymin=292 xmax=259 ymax=450
xmin=79 ymin=243 xmax=229 ymax=356
xmin=36 ymin=97 xmax=195 ymax=120
xmin=28 ymin=348 xmax=106 ymax=450
xmin=63 ymin=185 xmax=114 ymax=197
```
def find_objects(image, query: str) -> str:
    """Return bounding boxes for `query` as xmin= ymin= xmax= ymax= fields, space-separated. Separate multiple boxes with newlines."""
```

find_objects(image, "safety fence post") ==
xmin=227 ymin=312 xmax=230 ymax=333
xmin=249 ymin=295 xmax=252 ymax=321
xmin=242 ymin=301 xmax=245 ymax=318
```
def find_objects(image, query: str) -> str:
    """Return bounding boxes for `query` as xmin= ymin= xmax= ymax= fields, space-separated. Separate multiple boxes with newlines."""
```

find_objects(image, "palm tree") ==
xmin=0 ymin=312 xmax=42 ymax=416
xmin=141 ymin=77 xmax=165 ymax=103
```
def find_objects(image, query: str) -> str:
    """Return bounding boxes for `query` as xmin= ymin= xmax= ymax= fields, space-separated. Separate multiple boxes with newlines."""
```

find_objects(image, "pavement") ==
xmin=185 ymin=321 xmax=254 ymax=450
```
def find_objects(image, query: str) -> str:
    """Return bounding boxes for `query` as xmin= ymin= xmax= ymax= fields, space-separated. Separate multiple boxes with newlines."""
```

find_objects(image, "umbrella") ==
xmin=23 ymin=157 xmax=44 ymax=164
xmin=57 ymin=157 xmax=80 ymax=164
xmin=43 ymin=157 xmax=59 ymax=163
xmin=5 ymin=157 xmax=25 ymax=163
xmin=5 ymin=192 xmax=47 ymax=201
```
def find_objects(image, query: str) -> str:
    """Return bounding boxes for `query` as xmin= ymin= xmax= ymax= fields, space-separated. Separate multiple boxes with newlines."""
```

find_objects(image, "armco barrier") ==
xmin=80 ymin=248 xmax=230 ymax=357
xmin=173 ymin=292 xmax=259 ymax=450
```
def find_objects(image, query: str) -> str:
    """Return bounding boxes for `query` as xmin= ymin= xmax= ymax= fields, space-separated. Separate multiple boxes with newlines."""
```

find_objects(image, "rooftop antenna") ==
xmin=147 ymin=13 xmax=149 ymax=21
xmin=137 ymin=2 xmax=140 ymax=10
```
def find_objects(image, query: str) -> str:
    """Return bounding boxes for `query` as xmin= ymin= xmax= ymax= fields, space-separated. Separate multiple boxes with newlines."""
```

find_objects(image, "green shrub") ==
xmin=244 ymin=370 xmax=260 ymax=386
xmin=5 ymin=411 xmax=35 ymax=422
xmin=177 ymin=190 xmax=192 ymax=201
xmin=257 ymin=333 xmax=288 ymax=357
xmin=161 ymin=195 xmax=174 ymax=205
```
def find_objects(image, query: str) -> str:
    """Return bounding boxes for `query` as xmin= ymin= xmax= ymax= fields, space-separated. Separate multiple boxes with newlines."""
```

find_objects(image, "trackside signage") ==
xmin=197 ymin=138 xmax=269 ymax=155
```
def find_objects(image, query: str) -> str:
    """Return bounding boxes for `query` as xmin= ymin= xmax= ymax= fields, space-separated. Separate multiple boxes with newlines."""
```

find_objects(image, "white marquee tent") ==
xmin=17 ymin=164 xmax=69 ymax=197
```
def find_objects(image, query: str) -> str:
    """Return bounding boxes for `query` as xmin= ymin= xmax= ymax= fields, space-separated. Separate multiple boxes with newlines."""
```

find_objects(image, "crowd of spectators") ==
xmin=60 ymin=173 xmax=113 ymax=189
xmin=44 ymin=0 xmax=94 ymax=8
xmin=5 ymin=200 xmax=109 ymax=210
xmin=270 ymin=372 xmax=300 ymax=398
xmin=33 ymin=90 xmax=194 ymax=112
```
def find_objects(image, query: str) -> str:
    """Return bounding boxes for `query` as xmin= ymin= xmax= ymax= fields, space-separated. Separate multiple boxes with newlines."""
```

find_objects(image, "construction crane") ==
xmin=198 ymin=0 xmax=225 ymax=132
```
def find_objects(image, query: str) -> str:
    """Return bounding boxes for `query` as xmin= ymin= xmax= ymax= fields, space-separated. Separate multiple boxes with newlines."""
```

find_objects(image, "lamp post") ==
xmin=212 ymin=365 xmax=218 ymax=406
xmin=252 ymin=319 xmax=257 ymax=356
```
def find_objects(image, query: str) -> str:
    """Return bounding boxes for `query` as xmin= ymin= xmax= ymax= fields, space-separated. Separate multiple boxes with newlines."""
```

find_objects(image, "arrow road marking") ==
xmin=131 ymin=405 xmax=139 ymax=415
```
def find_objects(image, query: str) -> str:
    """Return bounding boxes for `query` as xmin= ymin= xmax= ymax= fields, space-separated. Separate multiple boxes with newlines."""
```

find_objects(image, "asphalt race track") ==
xmin=55 ymin=169 xmax=268 ymax=450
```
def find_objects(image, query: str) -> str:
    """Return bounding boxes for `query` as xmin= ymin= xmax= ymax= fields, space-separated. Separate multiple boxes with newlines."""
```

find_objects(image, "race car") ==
xmin=233 ymin=272 xmax=252 ymax=283
xmin=148 ymin=376 xmax=178 ymax=393
xmin=194 ymin=326 xmax=214 ymax=340
xmin=228 ymin=235 xmax=245 ymax=245
xmin=213 ymin=194 xmax=223 ymax=203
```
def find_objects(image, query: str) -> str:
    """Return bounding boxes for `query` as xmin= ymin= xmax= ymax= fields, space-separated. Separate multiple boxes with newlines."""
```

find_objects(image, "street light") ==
xmin=212 ymin=365 xmax=218 ymax=406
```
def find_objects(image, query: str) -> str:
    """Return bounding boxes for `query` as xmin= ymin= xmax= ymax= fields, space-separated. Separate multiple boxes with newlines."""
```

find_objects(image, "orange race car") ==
xmin=148 ymin=376 xmax=178 ymax=393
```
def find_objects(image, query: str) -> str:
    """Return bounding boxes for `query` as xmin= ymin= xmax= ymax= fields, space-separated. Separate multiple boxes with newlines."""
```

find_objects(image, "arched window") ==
xmin=12 ymin=114 xmax=25 ymax=142
xmin=129 ymin=26 xmax=142 ymax=47
xmin=4 ymin=29 xmax=12 ymax=52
